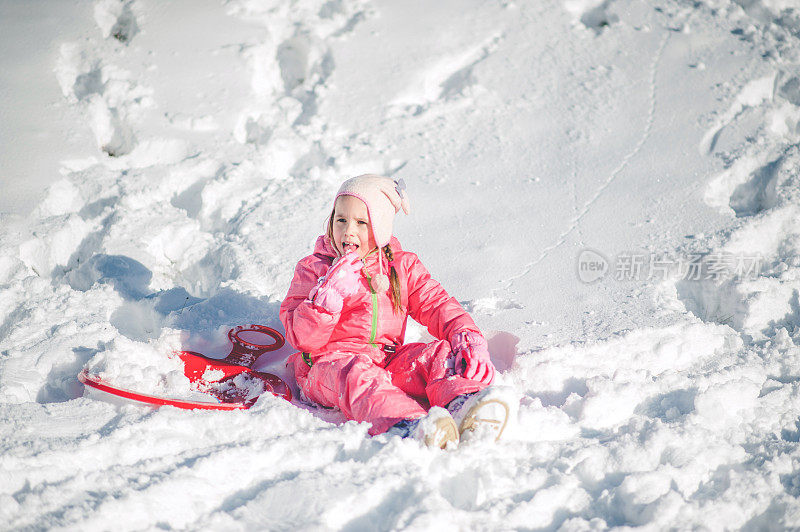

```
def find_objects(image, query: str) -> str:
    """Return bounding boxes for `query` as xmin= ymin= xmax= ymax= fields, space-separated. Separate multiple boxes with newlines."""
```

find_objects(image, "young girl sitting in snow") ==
xmin=280 ymin=174 xmax=512 ymax=448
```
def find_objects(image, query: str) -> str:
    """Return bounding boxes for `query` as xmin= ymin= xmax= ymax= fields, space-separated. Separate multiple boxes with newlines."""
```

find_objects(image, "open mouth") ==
xmin=342 ymin=241 xmax=359 ymax=253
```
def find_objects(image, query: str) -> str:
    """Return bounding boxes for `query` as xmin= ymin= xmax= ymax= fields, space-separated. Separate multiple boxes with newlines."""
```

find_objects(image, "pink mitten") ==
xmin=310 ymin=252 xmax=363 ymax=314
xmin=451 ymin=331 xmax=496 ymax=385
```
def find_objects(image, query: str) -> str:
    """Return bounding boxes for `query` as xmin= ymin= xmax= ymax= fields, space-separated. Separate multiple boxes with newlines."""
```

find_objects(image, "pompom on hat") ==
xmin=332 ymin=174 xmax=410 ymax=293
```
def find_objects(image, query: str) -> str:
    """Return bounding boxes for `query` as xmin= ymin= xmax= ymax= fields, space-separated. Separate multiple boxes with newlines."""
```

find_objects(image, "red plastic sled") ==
xmin=79 ymin=324 xmax=292 ymax=410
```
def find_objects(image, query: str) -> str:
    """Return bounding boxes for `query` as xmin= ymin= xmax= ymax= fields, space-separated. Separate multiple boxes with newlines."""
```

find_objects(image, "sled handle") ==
xmin=228 ymin=325 xmax=285 ymax=355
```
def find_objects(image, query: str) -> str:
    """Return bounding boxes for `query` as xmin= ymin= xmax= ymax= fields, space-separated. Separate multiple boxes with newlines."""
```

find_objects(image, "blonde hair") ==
xmin=326 ymin=207 xmax=402 ymax=313
xmin=382 ymin=244 xmax=402 ymax=314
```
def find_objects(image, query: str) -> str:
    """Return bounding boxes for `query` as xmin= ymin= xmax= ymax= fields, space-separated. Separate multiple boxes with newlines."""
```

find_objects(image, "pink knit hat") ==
xmin=333 ymin=174 xmax=410 ymax=292
xmin=335 ymin=174 xmax=410 ymax=247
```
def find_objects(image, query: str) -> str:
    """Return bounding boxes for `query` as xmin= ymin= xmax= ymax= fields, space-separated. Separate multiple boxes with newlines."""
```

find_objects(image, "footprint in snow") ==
xmin=563 ymin=0 xmax=619 ymax=34
xmin=94 ymin=0 xmax=140 ymax=44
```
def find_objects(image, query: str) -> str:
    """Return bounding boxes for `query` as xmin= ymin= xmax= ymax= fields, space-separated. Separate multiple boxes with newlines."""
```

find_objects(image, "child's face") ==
xmin=331 ymin=195 xmax=376 ymax=258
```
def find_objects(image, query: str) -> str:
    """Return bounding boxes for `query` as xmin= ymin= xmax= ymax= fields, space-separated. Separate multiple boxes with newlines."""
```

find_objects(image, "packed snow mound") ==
xmin=4 ymin=0 xmax=800 ymax=529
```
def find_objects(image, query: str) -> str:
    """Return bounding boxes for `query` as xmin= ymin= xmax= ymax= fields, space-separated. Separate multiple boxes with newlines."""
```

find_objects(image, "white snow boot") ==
xmin=414 ymin=406 xmax=459 ymax=449
xmin=387 ymin=407 xmax=459 ymax=449
xmin=447 ymin=386 xmax=516 ymax=442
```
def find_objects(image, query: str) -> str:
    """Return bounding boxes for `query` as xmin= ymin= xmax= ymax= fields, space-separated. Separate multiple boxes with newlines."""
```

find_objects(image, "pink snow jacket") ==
xmin=280 ymin=235 xmax=478 ymax=361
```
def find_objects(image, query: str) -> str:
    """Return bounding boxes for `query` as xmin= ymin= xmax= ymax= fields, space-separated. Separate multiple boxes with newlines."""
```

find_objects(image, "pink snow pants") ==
xmin=289 ymin=340 xmax=487 ymax=435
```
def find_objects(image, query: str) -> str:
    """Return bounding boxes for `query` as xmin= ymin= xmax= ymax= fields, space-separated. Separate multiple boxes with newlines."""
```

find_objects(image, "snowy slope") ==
xmin=3 ymin=0 xmax=800 ymax=529
xmin=0 ymin=1 xmax=97 ymax=215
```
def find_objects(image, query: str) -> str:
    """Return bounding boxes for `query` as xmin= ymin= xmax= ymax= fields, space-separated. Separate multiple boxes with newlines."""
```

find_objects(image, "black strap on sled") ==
xmin=302 ymin=344 xmax=397 ymax=369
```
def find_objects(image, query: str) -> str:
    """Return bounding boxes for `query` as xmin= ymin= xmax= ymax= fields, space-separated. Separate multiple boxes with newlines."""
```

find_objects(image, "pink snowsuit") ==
xmin=280 ymin=235 xmax=489 ymax=435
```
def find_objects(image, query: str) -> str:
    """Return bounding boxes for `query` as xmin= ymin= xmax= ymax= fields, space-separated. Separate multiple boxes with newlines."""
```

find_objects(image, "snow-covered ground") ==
xmin=3 ymin=0 xmax=800 ymax=529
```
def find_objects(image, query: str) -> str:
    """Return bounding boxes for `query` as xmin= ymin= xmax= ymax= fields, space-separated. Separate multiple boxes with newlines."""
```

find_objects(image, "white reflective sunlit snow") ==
xmin=3 ymin=0 xmax=800 ymax=529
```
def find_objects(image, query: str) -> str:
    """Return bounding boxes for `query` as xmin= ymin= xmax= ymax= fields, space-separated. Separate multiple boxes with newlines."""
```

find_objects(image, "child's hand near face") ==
xmin=309 ymin=251 xmax=363 ymax=314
